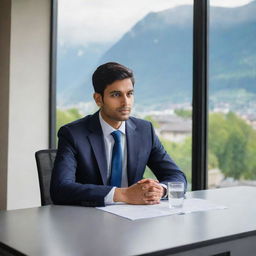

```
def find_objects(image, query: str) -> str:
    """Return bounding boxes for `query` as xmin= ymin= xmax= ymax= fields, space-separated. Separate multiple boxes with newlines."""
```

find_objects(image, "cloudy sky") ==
xmin=58 ymin=0 xmax=254 ymax=47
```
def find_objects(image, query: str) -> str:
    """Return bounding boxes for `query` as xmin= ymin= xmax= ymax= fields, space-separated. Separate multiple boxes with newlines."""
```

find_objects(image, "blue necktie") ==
xmin=110 ymin=130 xmax=122 ymax=187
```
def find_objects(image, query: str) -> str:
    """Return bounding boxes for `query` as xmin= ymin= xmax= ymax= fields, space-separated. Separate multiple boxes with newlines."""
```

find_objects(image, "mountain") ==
xmin=58 ymin=1 xmax=256 ymax=110
xmin=57 ymin=43 xmax=110 ymax=106
xmin=209 ymin=5 xmax=256 ymax=94
xmin=99 ymin=5 xmax=193 ymax=105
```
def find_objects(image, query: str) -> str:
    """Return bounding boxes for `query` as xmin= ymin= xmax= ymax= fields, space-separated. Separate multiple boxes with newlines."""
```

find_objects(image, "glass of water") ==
xmin=168 ymin=182 xmax=185 ymax=208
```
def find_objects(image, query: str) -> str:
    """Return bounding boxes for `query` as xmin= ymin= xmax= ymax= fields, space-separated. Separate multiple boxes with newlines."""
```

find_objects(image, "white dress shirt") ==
xmin=99 ymin=112 xmax=167 ymax=204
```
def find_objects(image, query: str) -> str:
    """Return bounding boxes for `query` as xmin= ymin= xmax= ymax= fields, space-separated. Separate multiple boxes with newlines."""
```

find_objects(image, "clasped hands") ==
xmin=114 ymin=178 xmax=165 ymax=205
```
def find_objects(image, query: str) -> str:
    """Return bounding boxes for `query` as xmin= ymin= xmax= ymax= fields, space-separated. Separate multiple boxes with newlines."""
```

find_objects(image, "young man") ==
xmin=50 ymin=62 xmax=187 ymax=207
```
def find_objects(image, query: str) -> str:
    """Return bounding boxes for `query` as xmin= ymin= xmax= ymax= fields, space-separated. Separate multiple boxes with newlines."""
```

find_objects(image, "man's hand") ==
xmin=138 ymin=178 xmax=165 ymax=204
xmin=114 ymin=183 xmax=146 ymax=205
xmin=113 ymin=178 xmax=165 ymax=205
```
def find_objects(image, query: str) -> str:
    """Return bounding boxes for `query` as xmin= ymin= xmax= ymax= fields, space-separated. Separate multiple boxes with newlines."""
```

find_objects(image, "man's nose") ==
xmin=121 ymin=95 xmax=129 ymax=105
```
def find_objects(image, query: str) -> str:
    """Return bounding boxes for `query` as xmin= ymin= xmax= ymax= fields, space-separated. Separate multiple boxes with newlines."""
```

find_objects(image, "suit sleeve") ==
xmin=147 ymin=122 xmax=187 ymax=190
xmin=50 ymin=126 xmax=112 ymax=207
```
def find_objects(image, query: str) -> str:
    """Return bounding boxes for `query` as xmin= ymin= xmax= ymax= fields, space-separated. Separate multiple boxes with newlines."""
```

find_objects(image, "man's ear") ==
xmin=93 ymin=93 xmax=103 ymax=107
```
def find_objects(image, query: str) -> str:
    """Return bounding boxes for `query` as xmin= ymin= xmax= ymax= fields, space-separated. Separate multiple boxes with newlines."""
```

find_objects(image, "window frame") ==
xmin=49 ymin=0 xmax=57 ymax=148
xmin=192 ymin=0 xmax=209 ymax=190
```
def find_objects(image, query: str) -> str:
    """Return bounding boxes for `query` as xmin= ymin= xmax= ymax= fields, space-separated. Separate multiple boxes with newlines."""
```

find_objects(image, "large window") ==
xmin=56 ymin=0 xmax=193 ymax=188
xmin=55 ymin=0 xmax=256 ymax=190
xmin=208 ymin=0 xmax=256 ymax=188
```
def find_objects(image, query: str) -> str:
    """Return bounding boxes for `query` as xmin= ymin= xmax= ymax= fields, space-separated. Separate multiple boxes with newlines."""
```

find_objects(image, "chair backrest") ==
xmin=35 ymin=149 xmax=57 ymax=206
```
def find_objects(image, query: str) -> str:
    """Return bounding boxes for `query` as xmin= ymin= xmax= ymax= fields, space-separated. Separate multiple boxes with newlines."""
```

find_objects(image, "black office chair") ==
xmin=35 ymin=149 xmax=57 ymax=206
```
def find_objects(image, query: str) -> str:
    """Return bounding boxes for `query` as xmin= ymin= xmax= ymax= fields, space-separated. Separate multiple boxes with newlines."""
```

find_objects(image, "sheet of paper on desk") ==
xmin=96 ymin=198 xmax=227 ymax=220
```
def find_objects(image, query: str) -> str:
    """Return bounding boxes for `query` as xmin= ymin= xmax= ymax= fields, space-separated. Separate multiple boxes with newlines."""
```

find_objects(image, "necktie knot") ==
xmin=111 ymin=130 xmax=122 ymax=143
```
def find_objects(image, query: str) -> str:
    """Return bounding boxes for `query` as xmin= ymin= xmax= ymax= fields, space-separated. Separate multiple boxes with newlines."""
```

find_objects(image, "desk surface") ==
xmin=0 ymin=186 xmax=256 ymax=256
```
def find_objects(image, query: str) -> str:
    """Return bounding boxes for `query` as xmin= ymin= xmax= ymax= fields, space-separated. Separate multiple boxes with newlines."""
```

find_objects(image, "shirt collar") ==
xmin=99 ymin=111 xmax=126 ymax=137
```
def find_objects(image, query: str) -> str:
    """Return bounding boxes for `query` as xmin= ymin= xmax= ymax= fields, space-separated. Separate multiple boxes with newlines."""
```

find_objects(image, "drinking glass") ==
xmin=168 ymin=182 xmax=185 ymax=208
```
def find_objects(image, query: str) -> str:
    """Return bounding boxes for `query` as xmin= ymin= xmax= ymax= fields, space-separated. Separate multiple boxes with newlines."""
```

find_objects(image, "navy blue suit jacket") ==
xmin=50 ymin=111 xmax=187 ymax=207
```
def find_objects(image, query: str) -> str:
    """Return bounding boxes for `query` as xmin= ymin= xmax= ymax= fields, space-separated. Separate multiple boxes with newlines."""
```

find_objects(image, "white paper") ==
xmin=96 ymin=198 xmax=227 ymax=220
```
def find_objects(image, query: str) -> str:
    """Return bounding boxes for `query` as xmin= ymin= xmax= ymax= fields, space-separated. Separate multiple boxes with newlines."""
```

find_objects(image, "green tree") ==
xmin=208 ymin=113 xmax=229 ymax=166
xmin=143 ymin=136 xmax=192 ymax=184
xmin=56 ymin=108 xmax=83 ymax=132
xmin=244 ymin=130 xmax=256 ymax=179
xmin=143 ymin=115 xmax=192 ymax=184
xmin=144 ymin=115 xmax=159 ymax=128
xmin=221 ymin=127 xmax=247 ymax=179
xmin=174 ymin=109 xmax=192 ymax=119
xmin=209 ymin=111 xmax=256 ymax=180
xmin=161 ymin=136 xmax=192 ymax=184
xmin=208 ymin=151 xmax=219 ymax=170
xmin=56 ymin=108 xmax=83 ymax=144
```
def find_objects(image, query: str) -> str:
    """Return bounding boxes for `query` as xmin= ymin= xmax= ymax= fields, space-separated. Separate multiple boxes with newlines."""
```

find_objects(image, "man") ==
xmin=50 ymin=62 xmax=187 ymax=207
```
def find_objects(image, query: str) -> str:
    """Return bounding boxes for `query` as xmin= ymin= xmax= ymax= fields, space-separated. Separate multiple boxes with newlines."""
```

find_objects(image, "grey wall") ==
xmin=0 ymin=0 xmax=51 ymax=210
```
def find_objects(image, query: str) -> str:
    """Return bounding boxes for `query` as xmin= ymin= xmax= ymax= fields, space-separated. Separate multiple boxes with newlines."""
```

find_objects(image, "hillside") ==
xmin=58 ymin=1 xmax=256 ymax=110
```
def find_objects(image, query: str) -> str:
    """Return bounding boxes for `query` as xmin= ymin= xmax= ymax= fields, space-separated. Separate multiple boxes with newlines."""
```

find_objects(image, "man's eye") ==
xmin=128 ymin=91 xmax=134 ymax=96
xmin=111 ymin=92 xmax=120 ymax=97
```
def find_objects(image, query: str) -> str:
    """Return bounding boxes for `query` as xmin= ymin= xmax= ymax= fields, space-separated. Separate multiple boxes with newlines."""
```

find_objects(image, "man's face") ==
xmin=94 ymin=78 xmax=134 ymax=128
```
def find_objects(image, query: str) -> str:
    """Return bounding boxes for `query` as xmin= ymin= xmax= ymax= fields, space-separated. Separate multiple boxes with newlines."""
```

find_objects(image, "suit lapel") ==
xmin=87 ymin=113 xmax=140 ymax=186
xmin=88 ymin=112 xmax=108 ymax=185
xmin=126 ymin=118 xmax=140 ymax=185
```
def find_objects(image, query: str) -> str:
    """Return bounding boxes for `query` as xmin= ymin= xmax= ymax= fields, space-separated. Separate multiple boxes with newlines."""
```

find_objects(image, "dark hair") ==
xmin=92 ymin=62 xmax=135 ymax=95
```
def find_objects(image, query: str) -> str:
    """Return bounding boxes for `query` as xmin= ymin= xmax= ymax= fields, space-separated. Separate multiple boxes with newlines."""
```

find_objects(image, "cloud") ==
xmin=77 ymin=49 xmax=84 ymax=57
xmin=58 ymin=0 xmax=193 ymax=46
xmin=58 ymin=0 xmax=253 ymax=47
xmin=211 ymin=0 xmax=252 ymax=7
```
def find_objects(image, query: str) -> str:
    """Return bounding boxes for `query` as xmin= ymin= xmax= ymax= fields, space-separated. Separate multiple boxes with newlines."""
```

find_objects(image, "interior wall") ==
xmin=0 ymin=0 xmax=11 ymax=210
xmin=0 ymin=0 xmax=51 ymax=210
